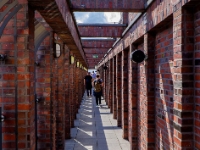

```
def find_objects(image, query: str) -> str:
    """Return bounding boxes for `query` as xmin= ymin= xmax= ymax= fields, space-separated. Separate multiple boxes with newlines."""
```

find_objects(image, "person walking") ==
xmin=93 ymin=75 xmax=103 ymax=107
xmin=92 ymin=71 xmax=96 ymax=81
xmin=84 ymin=72 xmax=92 ymax=97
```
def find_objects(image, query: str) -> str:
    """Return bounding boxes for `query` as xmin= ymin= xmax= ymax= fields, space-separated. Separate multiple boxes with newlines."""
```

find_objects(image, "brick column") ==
xmin=137 ymin=42 xmax=147 ymax=150
xmin=103 ymin=65 xmax=107 ymax=101
xmin=81 ymin=69 xmax=85 ymax=97
xmin=64 ymin=46 xmax=70 ymax=139
xmin=78 ymin=68 xmax=82 ymax=106
xmin=35 ymin=34 xmax=55 ymax=149
xmin=75 ymin=64 xmax=79 ymax=114
xmin=128 ymin=45 xmax=138 ymax=149
xmin=106 ymin=62 xmax=110 ymax=106
xmin=109 ymin=59 xmax=113 ymax=112
xmin=72 ymin=62 xmax=77 ymax=120
xmin=69 ymin=55 xmax=75 ymax=128
xmin=172 ymin=7 xmax=194 ymax=150
xmin=121 ymin=49 xmax=129 ymax=139
xmin=0 ymin=2 xmax=36 ymax=149
xmin=112 ymin=57 xmax=117 ymax=119
xmin=51 ymin=42 xmax=65 ymax=149
xmin=116 ymin=53 xmax=122 ymax=126
xmin=144 ymin=34 xmax=155 ymax=149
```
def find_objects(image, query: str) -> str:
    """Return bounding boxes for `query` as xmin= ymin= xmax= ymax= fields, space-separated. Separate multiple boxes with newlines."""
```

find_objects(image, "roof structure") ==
xmin=28 ymin=0 xmax=145 ymax=68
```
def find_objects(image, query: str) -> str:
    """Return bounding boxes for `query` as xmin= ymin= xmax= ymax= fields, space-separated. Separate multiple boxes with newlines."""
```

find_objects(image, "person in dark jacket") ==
xmin=84 ymin=72 xmax=92 ymax=97
xmin=93 ymin=74 xmax=103 ymax=107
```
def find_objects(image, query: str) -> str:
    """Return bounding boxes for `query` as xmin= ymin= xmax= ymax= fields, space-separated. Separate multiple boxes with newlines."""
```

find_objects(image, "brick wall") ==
xmin=98 ymin=1 xmax=200 ymax=150
xmin=0 ymin=1 xmax=36 ymax=149
xmin=0 ymin=2 xmax=86 ymax=149
xmin=155 ymin=24 xmax=174 ymax=150
xmin=128 ymin=13 xmax=139 ymax=24
xmin=194 ymin=5 xmax=200 ymax=150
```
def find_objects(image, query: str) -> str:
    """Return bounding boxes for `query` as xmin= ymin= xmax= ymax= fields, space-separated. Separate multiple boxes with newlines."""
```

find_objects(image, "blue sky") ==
xmin=74 ymin=12 xmax=121 ymax=23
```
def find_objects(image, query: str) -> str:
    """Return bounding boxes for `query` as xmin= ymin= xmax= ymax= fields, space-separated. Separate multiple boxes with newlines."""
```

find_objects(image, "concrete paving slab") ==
xmin=65 ymin=93 xmax=130 ymax=150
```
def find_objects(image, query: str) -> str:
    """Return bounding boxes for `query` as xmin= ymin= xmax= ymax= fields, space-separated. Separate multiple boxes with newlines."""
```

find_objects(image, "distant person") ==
xmin=84 ymin=72 xmax=92 ymax=97
xmin=93 ymin=75 xmax=103 ymax=107
xmin=92 ymin=71 xmax=96 ymax=81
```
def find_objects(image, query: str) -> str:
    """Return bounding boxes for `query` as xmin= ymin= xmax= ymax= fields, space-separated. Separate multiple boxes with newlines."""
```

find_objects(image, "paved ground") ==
xmin=65 ymin=93 xmax=130 ymax=150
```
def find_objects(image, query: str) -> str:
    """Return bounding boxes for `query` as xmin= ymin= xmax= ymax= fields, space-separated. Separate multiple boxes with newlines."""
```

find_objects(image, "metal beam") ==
xmin=70 ymin=0 xmax=145 ymax=12
xmin=78 ymin=26 xmax=124 ymax=37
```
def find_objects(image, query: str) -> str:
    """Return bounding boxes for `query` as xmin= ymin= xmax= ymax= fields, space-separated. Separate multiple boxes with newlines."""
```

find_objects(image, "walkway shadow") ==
xmin=65 ymin=94 xmax=129 ymax=150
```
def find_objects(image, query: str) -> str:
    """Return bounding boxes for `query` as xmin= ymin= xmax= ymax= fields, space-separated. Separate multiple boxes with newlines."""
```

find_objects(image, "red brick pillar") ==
xmin=109 ymin=60 xmax=113 ymax=112
xmin=113 ymin=57 xmax=117 ymax=119
xmin=172 ymin=7 xmax=194 ymax=150
xmin=0 ymin=1 xmax=36 ymax=149
xmin=137 ymin=42 xmax=146 ymax=149
xmin=72 ymin=62 xmax=77 ymax=119
xmin=128 ymin=45 xmax=138 ymax=149
xmin=116 ymin=53 xmax=122 ymax=126
xmin=35 ymin=34 xmax=56 ymax=149
xmin=121 ymin=49 xmax=129 ymax=139
xmin=144 ymin=34 xmax=155 ymax=149
xmin=78 ymin=68 xmax=82 ymax=106
xmin=81 ymin=69 xmax=85 ymax=97
xmin=103 ymin=65 xmax=107 ymax=101
xmin=103 ymin=65 xmax=106 ymax=102
xmin=75 ymin=63 xmax=79 ymax=114
xmin=105 ymin=62 xmax=109 ymax=104
xmin=56 ymin=43 xmax=65 ymax=149
xmin=64 ymin=46 xmax=70 ymax=139
xmin=69 ymin=55 xmax=75 ymax=128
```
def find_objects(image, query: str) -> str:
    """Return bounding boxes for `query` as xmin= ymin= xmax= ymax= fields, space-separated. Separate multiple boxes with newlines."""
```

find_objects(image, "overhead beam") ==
xmin=78 ymin=26 xmax=125 ymax=37
xmin=70 ymin=0 xmax=145 ymax=12
xmin=81 ymin=38 xmax=116 ymax=41
xmin=84 ymin=48 xmax=109 ymax=54
xmin=82 ymin=40 xmax=114 ymax=48
xmin=77 ymin=23 xmax=127 ymax=27
xmin=28 ymin=0 xmax=87 ymax=66
xmin=85 ymin=54 xmax=104 ymax=57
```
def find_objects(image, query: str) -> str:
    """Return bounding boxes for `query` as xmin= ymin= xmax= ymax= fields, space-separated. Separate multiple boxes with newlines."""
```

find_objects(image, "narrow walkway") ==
xmin=65 ymin=93 xmax=130 ymax=150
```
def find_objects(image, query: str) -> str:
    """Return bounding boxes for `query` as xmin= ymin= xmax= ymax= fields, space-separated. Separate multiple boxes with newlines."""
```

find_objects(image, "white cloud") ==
xmin=74 ymin=12 xmax=121 ymax=24
xmin=104 ymin=12 xmax=121 ymax=23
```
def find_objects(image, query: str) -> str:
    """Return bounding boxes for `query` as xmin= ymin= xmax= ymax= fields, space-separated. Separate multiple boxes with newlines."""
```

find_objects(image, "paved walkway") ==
xmin=65 ymin=93 xmax=130 ymax=150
